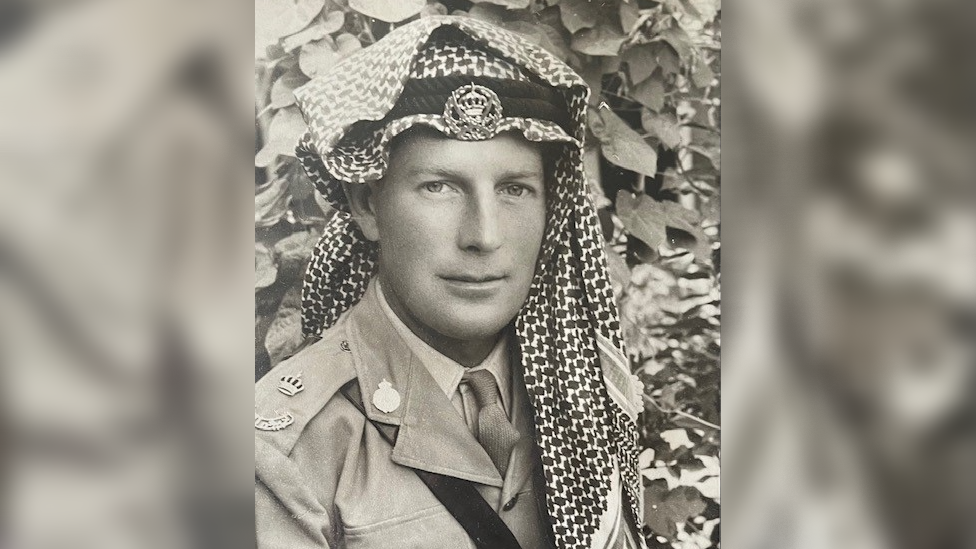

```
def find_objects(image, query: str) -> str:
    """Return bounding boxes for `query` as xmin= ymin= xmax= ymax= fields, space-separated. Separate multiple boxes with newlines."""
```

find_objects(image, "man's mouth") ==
xmin=440 ymin=274 xmax=508 ymax=283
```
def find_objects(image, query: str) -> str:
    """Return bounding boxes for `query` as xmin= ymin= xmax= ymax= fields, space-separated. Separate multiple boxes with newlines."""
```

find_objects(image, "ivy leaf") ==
xmin=621 ymin=44 xmax=658 ymax=84
xmin=348 ymin=0 xmax=425 ymax=22
xmin=615 ymin=192 xmax=711 ymax=261
xmin=619 ymin=1 xmax=641 ymax=34
xmin=632 ymin=70 xmax=665 ymax=112
xmin=274 ymin=229 xmax=318 ymax=273
xmin=661 ymin=428 xmax=695 ymax=450
xmin=255 ymin=176 xmax=291 ymax=227
xmin=644 ymin=482 xmax=708 ymax=540
xmin=299 ymin=38 xmax=338 ymax=77
xmin=269 ymin=70 xmax=308 ymax=109
xmin=692 ymin=58 xmax=715 ymax=88
xmin=265 ymin=306 xmax=304 ymax=365
xmin=255 ymin=107 xmax=306 ymax=167
xmin=467 ymin=3 xmax=505 ymax=24
xmin=282 ymin=11 xmax=345 ymax=52
xmin=255 ymin=243 xmax=278 ymax=289
xmin=656 ymin=42 xmax=681 ymax=76
xmin=657 ymin=199 xmax=711 ymax=260
xmin=679 ymin=0 xmax=719 ymax=24
xmin=255 ymin=0 xmax=327 ymax=59
xmin=642 ymin=110 xmax=684 ymax=149
xmin=689 ymin=144 xmax=720 ymax=170
xmin=605 ymin=243 xmax=630 ymax=299
xmin=500 ymin=21 xmax=571 ymax=61
xmin=657 ymin=27 xmax=693 ymax=62
xmin=420 ymin=2 xmax=449 ymax=17
xmin=590 ymin=106 xmax=659 ymax=177
xmin=504 ymin=8 xmax=574 ymax=61
xmin=335 ymin=33 xmax=362 ymax=56
xmin=470 ymin=0 xmax=532 ymax=9
xmin=559 ymin=0 xmax=603 ymax=33
xmin=616 ymin=191 xmax=666 ymax=250
xmin=572 ymin=21 xmax=627 ymax=56
xmin=659 ymin=168 xmax=684 ymax=192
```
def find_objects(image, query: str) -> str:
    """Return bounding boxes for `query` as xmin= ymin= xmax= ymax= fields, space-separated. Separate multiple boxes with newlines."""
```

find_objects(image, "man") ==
xmin=255 ymin=16 xmax=646 ymax=549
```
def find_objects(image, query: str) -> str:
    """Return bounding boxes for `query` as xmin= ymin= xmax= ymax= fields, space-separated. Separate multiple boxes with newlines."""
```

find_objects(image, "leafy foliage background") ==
xmin=255 ymin=1 xmax=720 ymax=546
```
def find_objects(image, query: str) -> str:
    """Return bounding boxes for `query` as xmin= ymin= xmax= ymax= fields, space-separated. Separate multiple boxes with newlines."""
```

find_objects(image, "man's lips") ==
xmin=439 ymin=274 xmax=508 ymax=283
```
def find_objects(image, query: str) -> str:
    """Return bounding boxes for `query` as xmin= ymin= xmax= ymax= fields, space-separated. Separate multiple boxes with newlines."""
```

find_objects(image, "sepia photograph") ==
xmin=4 ymin=0 xmax=971 ymax=548
xmin=254 ymin=1 xmax=721 ymax=548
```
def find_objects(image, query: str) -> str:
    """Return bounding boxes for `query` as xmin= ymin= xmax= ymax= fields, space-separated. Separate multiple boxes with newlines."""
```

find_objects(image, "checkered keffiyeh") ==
xmin=294 ymin=16 xmax=643 ymax=549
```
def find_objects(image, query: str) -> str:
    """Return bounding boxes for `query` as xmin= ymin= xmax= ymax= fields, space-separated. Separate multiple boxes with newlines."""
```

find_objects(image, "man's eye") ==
xmin=423 ymin=181 xmax=448 ymax=193
xmin=502 ymin=184 xmax=532 ymax=197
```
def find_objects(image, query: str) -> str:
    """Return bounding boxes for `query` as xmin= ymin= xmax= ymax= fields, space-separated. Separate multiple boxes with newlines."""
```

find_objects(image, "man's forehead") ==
xmin=389 ymin=130 xmax=546 ymax=177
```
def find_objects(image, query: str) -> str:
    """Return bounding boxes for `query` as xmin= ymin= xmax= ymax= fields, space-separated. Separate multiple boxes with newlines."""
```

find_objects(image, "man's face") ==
xmin=362 ymin=129 xmax=547 ymax=346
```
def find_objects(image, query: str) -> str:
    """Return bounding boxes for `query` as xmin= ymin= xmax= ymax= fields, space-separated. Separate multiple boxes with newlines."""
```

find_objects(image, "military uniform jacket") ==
xmin=255 ymin=285 xmax=642 ymax=549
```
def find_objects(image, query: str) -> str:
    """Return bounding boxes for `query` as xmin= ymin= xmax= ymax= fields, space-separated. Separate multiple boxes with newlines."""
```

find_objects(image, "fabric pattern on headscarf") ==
xmin=294 ymin=16 xmax=643 ymax=549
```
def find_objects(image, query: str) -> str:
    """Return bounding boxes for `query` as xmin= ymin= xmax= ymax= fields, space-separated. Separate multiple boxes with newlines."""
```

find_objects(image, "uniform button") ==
xmin=502 ymin=494 xmax=519 ymax=511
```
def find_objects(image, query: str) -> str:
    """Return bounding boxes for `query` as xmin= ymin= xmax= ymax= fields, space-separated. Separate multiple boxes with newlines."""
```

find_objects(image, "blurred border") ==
xmin=723 ymin=0 xmax=975 ymax=548
xmin=0 ymin=1 xmax=255 ymax=548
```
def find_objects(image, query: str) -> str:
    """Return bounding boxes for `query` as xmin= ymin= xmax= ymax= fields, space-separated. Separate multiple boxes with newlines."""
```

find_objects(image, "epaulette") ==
xmin=255 ymin=323 xmax=358 ymax=455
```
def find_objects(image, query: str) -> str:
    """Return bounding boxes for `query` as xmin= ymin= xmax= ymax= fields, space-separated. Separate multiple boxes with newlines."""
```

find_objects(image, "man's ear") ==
xmin=342 ymin=181 xmax=380 ymax=242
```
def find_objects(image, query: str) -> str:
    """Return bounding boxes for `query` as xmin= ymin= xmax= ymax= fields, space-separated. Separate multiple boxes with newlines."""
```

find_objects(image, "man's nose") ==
xmin=458 ymin=192 xmax=503 ymax=253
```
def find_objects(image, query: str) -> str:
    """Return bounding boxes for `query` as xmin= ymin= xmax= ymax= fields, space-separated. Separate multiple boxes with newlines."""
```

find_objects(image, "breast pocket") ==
xmin=342 ymin=505 xmax=475 ymax=549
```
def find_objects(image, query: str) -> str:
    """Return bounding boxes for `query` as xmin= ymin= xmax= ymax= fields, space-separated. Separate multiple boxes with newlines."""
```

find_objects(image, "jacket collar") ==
xmin=374 ymin=280 xmax=513 ymax=414
xmin=346 ymin=282 xmax=504 ymax=487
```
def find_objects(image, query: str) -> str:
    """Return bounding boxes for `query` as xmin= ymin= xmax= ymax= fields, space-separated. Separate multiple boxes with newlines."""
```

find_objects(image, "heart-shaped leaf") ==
xmin=559 ymin=0 xmax=603 ymax=33
xmin=632 ymin=71 xmax=665 ymax=112
xmin=644 ymin=482 xmax=708 ymax=539
xmin=572 ymin=21 xmax=627 ymax=56
xmin=604 ymin=243 xmax=630 ymax=299
xmin=256 ymin=107 xmax=307 ymax=167
xmin=265 ymin=306 xmax=304 ymax=364
xmin=255 ymin=0 xmax=327 ymax=59
xmin=299 ymin=38 xmax=338 ymax=77
xmin=282 ymin=11 xmax=345 ymax=52
xmin=470 ymin=0 xmax=532 ymax=9
xmin=616 ymin=191 xmax=666 ymax=250
xmin=619 ymin=1 xmax=641 ymax=34
xmin=348 ymin=0 xmax=425 ymax=23
xmin=256 ymin=177 xmax=292 ymax=227
xmin=255 ymin=243 xmax=279 ymax=289
xmin=590 ymin=106 xmax=659 ymax=177
xmin=269 ymin=70 xmax=308 ymax=109
xmin=622 ymin=43 xmax=659 ymax=84
xmin=642 ymin=110 xmax=684 ymax=149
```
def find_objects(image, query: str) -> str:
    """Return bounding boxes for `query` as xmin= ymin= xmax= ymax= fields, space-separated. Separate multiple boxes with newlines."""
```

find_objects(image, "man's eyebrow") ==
xmin=407 ymin=167 xmax=543 ymax=180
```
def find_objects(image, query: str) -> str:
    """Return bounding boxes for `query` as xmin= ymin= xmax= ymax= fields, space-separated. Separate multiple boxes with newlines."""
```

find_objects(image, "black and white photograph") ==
xmin=254 ymin=2 xmax=721 ymax=548
xmin=3 ymin=1 xmax=976 ymax=549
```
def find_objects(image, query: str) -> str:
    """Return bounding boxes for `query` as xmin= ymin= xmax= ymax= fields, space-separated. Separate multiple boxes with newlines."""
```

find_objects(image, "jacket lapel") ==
xmin=347 ymin=283 xmax=504 ymax=487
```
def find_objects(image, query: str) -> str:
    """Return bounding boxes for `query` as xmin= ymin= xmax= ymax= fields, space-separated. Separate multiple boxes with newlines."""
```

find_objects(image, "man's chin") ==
xmin=431 ymin=310 xmax=516 ymax=344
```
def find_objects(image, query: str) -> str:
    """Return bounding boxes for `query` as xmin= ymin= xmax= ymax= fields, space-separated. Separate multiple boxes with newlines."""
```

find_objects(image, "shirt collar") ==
xmin=374 ymin=280 xmax=512 ymax=412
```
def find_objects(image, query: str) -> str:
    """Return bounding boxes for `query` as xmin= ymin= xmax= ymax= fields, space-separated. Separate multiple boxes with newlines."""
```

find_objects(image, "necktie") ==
xmin=462 ymin=369 xmax=521 ymax=477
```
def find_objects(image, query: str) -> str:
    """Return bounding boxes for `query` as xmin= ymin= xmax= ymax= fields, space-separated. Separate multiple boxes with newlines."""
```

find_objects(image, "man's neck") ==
xmin=378 ymin=281 xmax=500 ymax=368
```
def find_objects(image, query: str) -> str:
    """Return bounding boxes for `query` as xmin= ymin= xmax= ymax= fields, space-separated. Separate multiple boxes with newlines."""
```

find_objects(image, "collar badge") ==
xmin=255 ymin=409 xmax=295 ymax=431
xmin=278 ymin=372 xmax=304 ymax=397
xmin=372 ymin=378 xmax=401 ymax=414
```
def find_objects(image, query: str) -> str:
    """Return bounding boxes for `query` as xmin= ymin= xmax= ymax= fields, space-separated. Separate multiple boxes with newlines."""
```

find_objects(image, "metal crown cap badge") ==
xmin=372 ymin=378 xmax=401 ymax=413
xmin=443 ymin=83 xmax=503 ymax=140
xmin=278 ymin=372 xmax=304 ymax=396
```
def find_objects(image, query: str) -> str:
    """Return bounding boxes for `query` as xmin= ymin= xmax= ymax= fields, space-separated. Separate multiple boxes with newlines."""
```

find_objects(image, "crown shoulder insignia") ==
xmin=278 ymin=372 xmax=305 ymax=397
xmin=443 ymin=83 xmax=503 ymax=140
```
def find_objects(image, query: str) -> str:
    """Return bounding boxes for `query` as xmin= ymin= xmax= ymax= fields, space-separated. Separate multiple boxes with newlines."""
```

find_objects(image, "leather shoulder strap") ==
xmin=339 ymin=379 xmax=524 ymax=549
